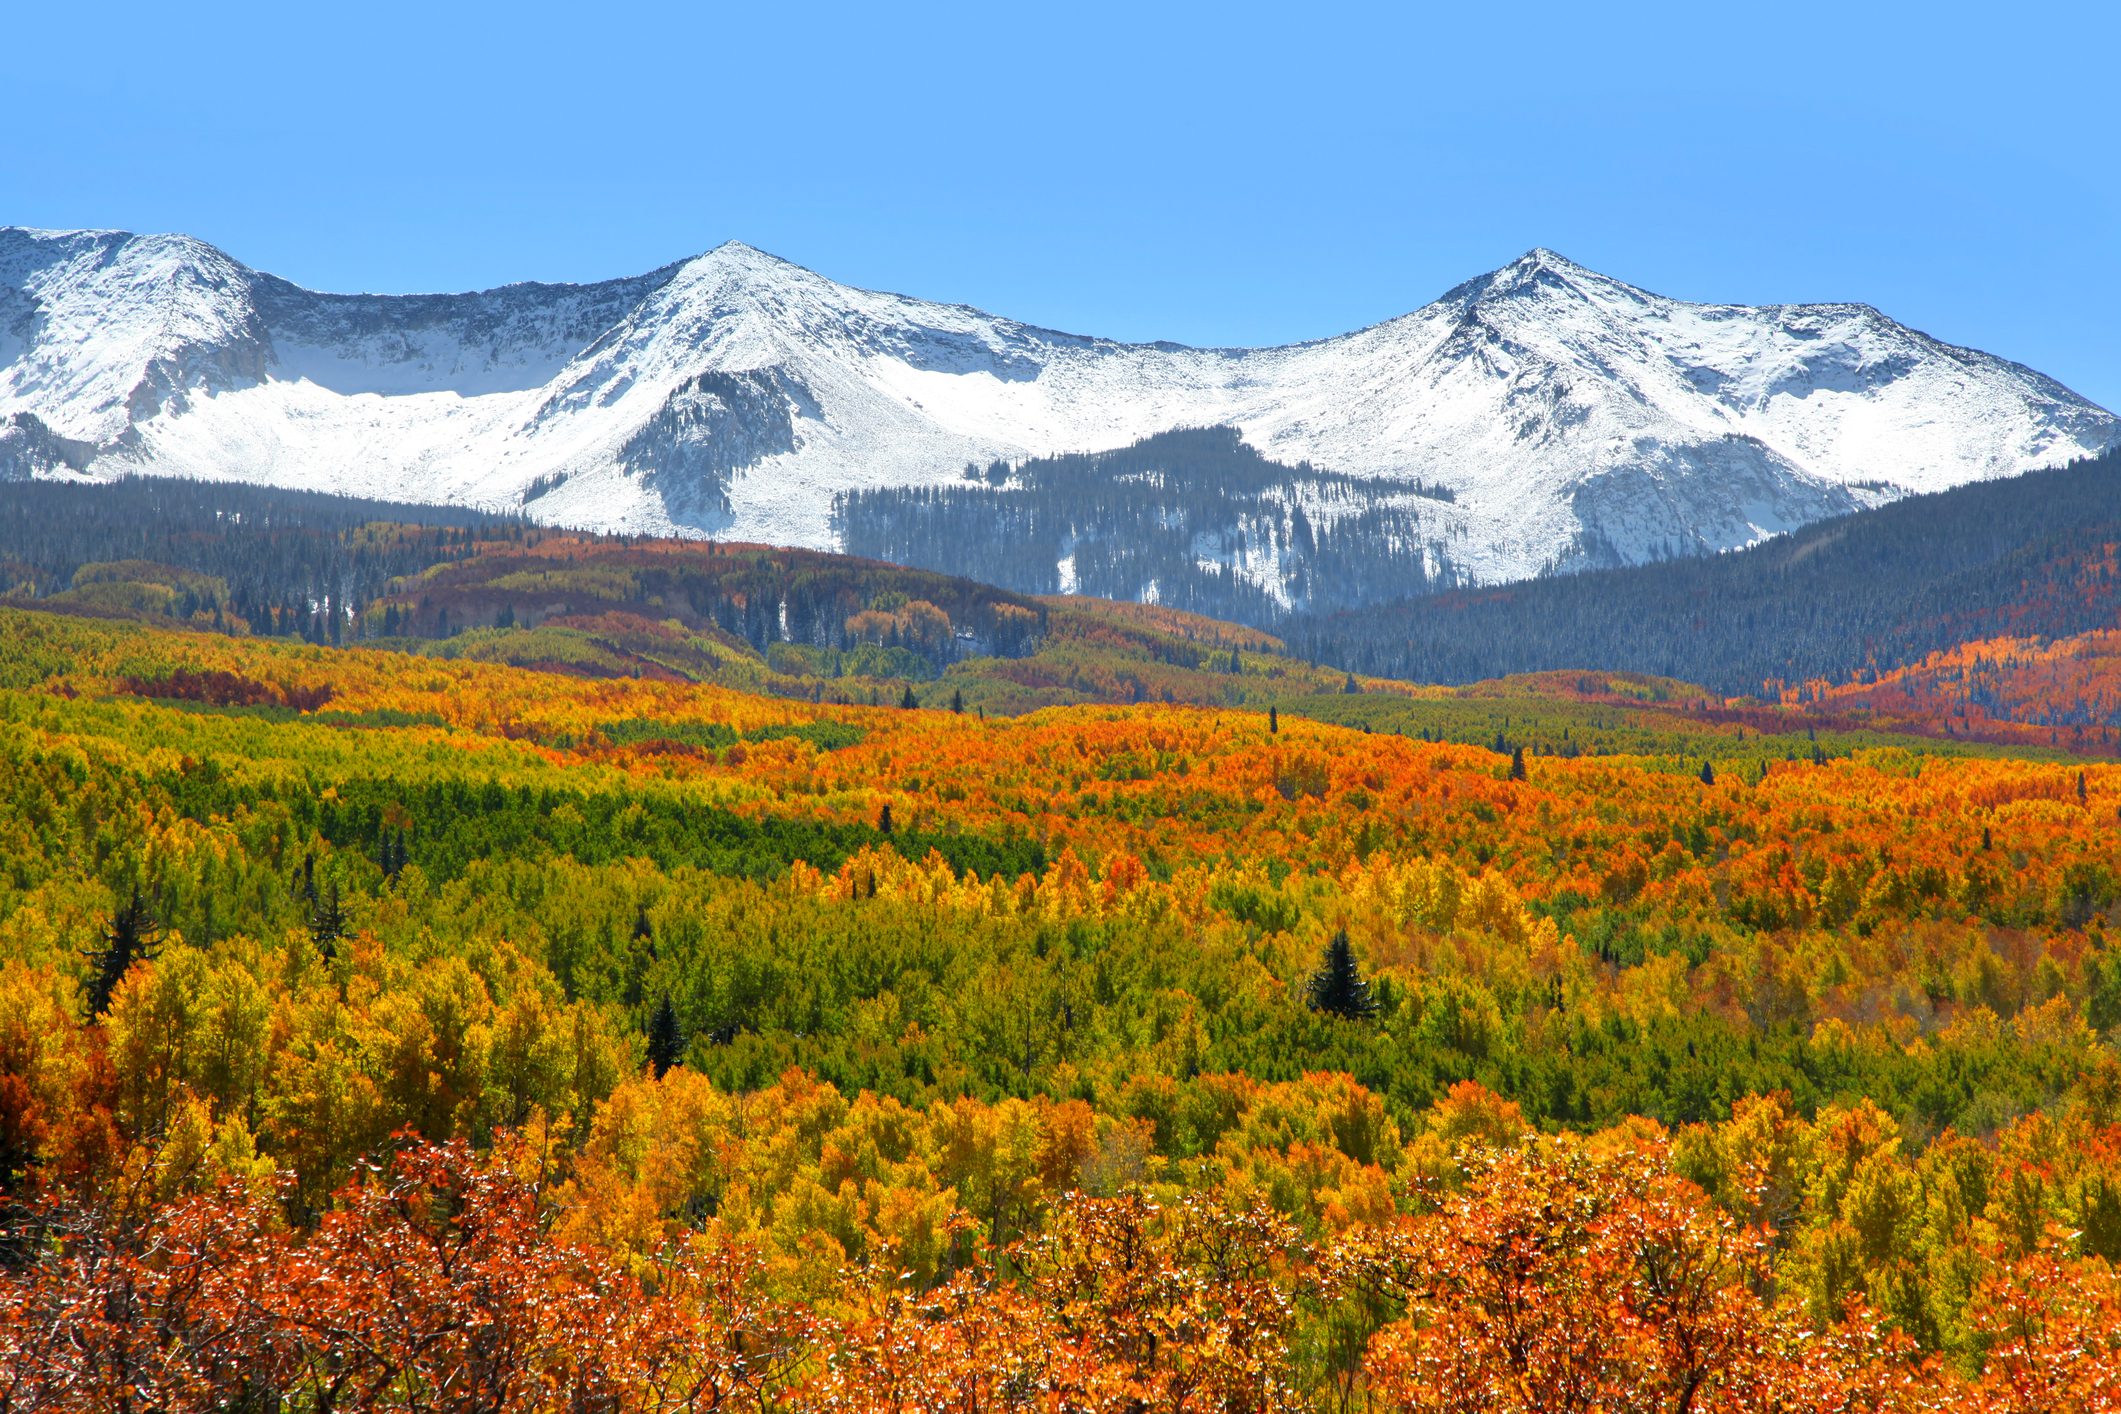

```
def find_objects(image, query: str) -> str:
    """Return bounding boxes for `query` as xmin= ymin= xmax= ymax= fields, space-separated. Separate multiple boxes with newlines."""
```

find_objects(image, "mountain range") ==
xmin=2 ymin=225 xmax=2113 ymax=608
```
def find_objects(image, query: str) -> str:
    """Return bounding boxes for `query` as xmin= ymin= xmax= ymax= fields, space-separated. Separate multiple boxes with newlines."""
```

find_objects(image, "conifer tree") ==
xmin=1509 ymin=746 xmax=1527 ymax=781
xmin=81 ymin=887 xmax=162 ymax=1019
xmin=900 ymin=685 xmax=918 ymax=709
xmin=647 ymin=995 xmax=686 ymax=1078
xmin=1268 ymin=707 xmax=1278 ymax=734
xmin=1699 ymin=760 xmax=1716 ymax=785
xmin=879 ymin=803 xmax=894 ymax=834
xmin=632 ymin=904 xmax=656 ymax=958
xmin=310 ymin=882 xmax=349 ymax=960
xmin=1229 ymin=647 xmax=1242 ymax=675
xmin=379 ymin=828 xmax=409 ymax=882
xmin=951 ymin=688 xmax=964 ymax=714
xmin=1305 ymin=929 xmax=1377 ymax=1021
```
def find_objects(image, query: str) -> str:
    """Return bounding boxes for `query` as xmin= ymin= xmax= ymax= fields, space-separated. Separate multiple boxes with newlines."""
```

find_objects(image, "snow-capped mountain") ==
xmin=2 ymin=225 xmax=2112 ymax=600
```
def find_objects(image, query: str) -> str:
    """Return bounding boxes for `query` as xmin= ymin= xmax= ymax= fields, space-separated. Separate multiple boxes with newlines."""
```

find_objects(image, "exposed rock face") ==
xmin=1 ymin=226 xmax=2112 ymax=602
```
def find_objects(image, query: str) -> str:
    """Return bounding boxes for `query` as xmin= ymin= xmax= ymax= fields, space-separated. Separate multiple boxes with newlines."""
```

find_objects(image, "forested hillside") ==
xmin=2 ymin=603 xmax=2121 ymax=1407
xmin=13 ymin=452 xmax=2121 ymax=731
xmin=835 ymin=426 xmax=1461 ymax=623
xmin=1282 ymin=446 xmax=2121 ymax=694
xmin=838 ymin=431 xmax=2121 ymax=705
xmin=0 ymin=475 xmax=520 ymax=639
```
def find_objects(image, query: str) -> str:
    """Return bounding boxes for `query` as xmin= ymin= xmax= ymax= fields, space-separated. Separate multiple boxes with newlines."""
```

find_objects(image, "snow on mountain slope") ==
xmin=1 ymin=225 xmax=2112 ymax=599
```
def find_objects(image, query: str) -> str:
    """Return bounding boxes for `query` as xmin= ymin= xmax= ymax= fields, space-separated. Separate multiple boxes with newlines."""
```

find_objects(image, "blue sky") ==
xmin=11 ymin=0 xmax=2117 ymax=407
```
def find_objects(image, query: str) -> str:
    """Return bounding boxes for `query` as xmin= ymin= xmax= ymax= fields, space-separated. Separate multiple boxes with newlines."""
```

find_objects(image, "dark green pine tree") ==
xmin=309 ymin=882 xmax=350 ymax=960
xmin=900 ymin=685 xmax=919 ymax=709
xmin=81 ymin=887 xmax=163 ymax=1019
xmin=1228 ymin=647 xmax=1242 ymax=676
xmin=1343 ymin=673 xmax=1360 ymax=695
xmin=1699 ymin=760 xmax=1716 ymax=785
xmin=1305 ymin=929 xmax=1377 ymax=1021
xmin=379 ymin=828 xmax=407 ymax=882
xmin=647 ymin=994 xmax=687 ymax=1078
xmin=951 ymin=688 xmax=964 ymax=714
xmin=1268 ymin=707 xmax=1279 ymax=734
xmin=878 ymin=803 xmax=894 ymax=834
xmin=1509 ymin=746 xmax=1527 ymax=781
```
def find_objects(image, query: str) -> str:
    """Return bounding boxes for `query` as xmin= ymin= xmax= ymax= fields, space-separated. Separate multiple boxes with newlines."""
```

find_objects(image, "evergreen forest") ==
xmin=834 ymin=426 xmax=1460 ymax=625
xmin=1280 ymin=445 xmax=2121 ymax=694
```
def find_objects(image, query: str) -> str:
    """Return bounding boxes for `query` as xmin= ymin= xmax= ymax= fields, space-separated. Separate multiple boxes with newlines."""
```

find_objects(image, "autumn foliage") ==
xmin=4 ymin=602 xmax=2121 ymax=1408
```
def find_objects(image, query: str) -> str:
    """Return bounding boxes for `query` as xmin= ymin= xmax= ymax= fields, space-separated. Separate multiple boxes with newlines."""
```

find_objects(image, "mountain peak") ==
xmin=1502 ymin=247 xmax=1625 ymax=293
xmin=695 ymin=240 xmax=812 ymax=275
xmin=2 ymin=229 xmax=2113 ymax=586
xmin=1518 ymin=247 xmax=1582 ymax=270
xmin=704 ymin=238 xmax=775 ymax=261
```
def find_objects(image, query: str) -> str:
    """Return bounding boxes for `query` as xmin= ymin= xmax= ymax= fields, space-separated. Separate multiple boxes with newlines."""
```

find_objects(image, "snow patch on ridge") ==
xmin=1 ymin=228 xmax=2113 ymax=592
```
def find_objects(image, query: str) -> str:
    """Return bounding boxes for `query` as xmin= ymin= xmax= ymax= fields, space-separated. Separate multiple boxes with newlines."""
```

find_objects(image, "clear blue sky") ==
xmin=11 ymin=0 xmax=2117 ymax=408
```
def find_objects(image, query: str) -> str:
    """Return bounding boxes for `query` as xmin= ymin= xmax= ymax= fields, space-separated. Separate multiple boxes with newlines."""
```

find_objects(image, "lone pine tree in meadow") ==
xmin=1306 ymin=929 xmax=1377 ymax=1021
xmin=81 ymin=887 xmax=163 ymax=1019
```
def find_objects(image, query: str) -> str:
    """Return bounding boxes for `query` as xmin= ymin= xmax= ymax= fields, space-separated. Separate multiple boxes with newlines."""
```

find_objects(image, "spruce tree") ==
xmin=1699 ymin=760 xmax=1716 ymax=785
xmin=900 ymin=685 xmax=918 ymax=709
xmin=309 ymin=882 xmax=349 ymax=960
xmin=1305 ymin=929 xmax=1377 ymax=1021
xmin=1509 ymin=746 xmax=1527 ymax=781
xmin=1268 ymin=707 xmax=1278 ymax=734
xmin=647 ymin=995 xmax=686 ymax=1078
xmin=879 ymin=803 xmax=894 ymax=834
xmin=379 ymin=828 xmax=408 ymax=882
xmin=81 ymin=887 xmax=163 ymax=1019
xmin=951 ymin=688 xmax=964 ymax=714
